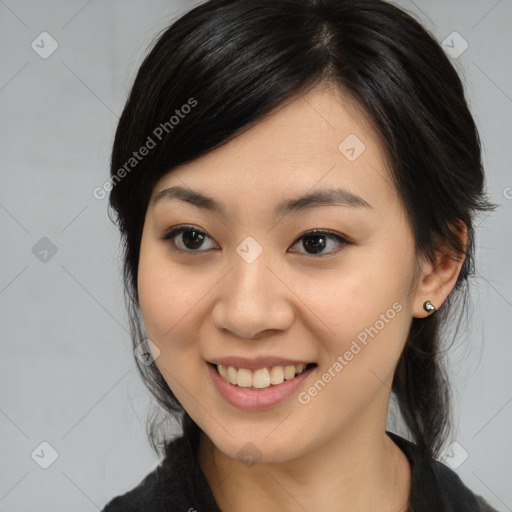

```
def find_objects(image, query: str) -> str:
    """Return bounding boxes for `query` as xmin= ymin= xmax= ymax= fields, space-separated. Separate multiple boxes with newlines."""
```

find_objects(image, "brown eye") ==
xmin=289 ymin=230 xmax=349 ymax=257
xmin=162 ymin=225 xmax=218 ymax=252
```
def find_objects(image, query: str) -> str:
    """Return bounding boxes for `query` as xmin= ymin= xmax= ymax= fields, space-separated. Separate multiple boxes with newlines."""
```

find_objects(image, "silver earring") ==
xmin=423 ymin=300 xmax=436 ymax=314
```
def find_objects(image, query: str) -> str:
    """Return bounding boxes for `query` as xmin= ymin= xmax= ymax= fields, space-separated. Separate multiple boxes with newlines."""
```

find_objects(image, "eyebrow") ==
xmin=152 ymin=185 xmax=372 ymax=216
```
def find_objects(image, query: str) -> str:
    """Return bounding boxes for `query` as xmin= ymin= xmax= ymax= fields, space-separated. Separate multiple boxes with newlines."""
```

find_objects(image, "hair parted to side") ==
xmin=108 ymin=0 xmax=497 ymax=460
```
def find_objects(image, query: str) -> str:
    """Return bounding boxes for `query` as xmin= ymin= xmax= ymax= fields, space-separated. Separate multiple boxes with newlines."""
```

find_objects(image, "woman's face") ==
xmin=138 ymin=84 xmax=428 ymax=464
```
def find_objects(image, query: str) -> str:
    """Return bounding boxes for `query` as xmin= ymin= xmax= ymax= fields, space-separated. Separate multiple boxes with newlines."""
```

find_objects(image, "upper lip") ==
xmin=207 ymin=356 xmax=315 ymax=370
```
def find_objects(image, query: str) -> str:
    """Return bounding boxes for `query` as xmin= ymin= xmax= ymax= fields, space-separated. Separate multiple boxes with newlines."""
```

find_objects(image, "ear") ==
xmin=412 ymin=221 xmax=468 ymax=318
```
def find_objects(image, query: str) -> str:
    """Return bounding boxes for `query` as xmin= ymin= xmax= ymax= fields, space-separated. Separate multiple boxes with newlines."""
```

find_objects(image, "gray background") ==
xmin=1 ymin=0 xmax=511 ymax=510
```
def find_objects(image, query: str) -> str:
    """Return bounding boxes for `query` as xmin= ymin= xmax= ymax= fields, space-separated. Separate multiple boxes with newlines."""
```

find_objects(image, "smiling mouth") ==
xmin=208 ymin=362 xmax=317 ymax=390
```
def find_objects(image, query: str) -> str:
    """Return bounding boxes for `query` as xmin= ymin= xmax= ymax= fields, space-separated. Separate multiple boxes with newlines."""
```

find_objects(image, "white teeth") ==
xmin=217 ymin=364 xmax=228 ymax=380
xmin=227 ymin=365 xmax=238 ymax=385
xmin=252 ymin=368 xmax=271 ymax=388
xmin=284 ymin=365 xmax=296 ymax=380
xmin=237 ymin=368 xmax=253 ymax=387
xmin=215 ymin=363 xmax=310 ymax=389
xmin=269 ymin=366 xmax=284 ymax=384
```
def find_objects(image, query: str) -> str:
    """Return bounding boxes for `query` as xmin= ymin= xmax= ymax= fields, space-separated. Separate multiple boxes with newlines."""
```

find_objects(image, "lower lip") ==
xmin=207 ymin=362 xmax=316 ymax=411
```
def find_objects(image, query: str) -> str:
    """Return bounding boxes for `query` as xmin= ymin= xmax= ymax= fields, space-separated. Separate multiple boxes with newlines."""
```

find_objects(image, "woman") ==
xmin=101 ymin=0 xmax=499 ymax=510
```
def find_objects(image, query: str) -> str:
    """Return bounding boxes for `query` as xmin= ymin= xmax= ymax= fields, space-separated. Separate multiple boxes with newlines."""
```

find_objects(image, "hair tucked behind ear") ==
xmin=108 ymin=0 xmax=498 ymax=459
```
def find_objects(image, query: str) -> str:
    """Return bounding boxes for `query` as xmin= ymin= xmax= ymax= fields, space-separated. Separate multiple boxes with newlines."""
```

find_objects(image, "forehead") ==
xmin=151 ymin=84 xmax=397 ymax=215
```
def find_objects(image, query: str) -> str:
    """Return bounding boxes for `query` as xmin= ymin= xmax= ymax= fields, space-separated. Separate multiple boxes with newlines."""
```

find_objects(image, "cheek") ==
xmin=302 ymin=267 xmax=402 ymax=338
xmin=302 ymin=285 xmax=409 ymax=426
xmin=138 ymin=250 xmax=206 ymax=343
xmin=301 ymin=249 xmax=414 ymax=380
xmin=138 ymin=253 xmax=212 ymax=408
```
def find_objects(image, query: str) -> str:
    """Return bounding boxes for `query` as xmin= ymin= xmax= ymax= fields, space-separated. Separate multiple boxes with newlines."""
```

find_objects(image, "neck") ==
xmin=197 ymin=413 xmax=411 ymax=512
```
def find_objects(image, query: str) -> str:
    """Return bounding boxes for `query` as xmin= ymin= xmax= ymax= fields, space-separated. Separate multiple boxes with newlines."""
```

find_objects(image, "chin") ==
xmin=201 ymin=422 xmax=310 ymax=466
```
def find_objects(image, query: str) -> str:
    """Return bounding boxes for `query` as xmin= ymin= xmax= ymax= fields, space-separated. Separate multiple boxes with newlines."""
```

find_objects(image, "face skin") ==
xmin=137 ymin=82 xmax=466 ymax=511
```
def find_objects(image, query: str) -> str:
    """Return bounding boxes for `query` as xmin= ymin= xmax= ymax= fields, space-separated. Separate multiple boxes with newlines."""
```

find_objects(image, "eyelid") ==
xmin=291 ymin=228 xmax=351 ymax=244
xmin=161 ymin=224 xmax=351 ymax=256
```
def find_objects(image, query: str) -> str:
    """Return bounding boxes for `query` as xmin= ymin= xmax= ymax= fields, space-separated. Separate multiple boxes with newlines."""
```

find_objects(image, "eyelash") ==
xmin=160 ymin=224 xmax=351 ymax=257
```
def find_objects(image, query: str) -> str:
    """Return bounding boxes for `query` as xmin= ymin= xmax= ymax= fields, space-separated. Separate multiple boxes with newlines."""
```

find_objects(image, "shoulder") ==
xmin=431 ymin=458 xmax=499 ymax=512
xmin=100 ymin=436 xmax=192 ymax=512
xmin=101 ymin=468 xmax=160 ymax=512
xmin=387 ymin=431 xmax=499 ymax=512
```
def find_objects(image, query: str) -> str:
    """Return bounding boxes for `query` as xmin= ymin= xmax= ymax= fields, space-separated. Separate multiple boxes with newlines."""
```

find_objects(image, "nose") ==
xmin=211 ymin=251 xmax=295 ymax=340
